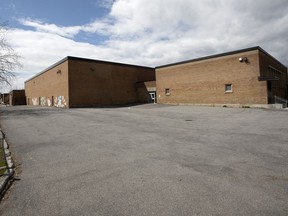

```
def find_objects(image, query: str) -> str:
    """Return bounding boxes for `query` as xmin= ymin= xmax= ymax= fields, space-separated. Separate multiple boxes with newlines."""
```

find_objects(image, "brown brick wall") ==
xmin=9 ymin=90 xmax=26 ymax=106
xmin=25 ymin=58 xmax=155 ymax=108
xmin=68 ymin=60 xmax=155 ymax=107
xmin=1 ymin=94 xmax=9 ymax=104
xmin=136 ymin=81 xmax=156 ymax=103
xmin=259 ymin=51 xmax=287 ymax=100
xmin=156 ymin=50 xmax=268 ymax=105
xmin=25 ymin=61 xmax=69 ymax=107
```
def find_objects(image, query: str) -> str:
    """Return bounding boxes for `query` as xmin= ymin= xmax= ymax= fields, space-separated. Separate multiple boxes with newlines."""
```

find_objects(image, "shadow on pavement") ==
xmin=0 ymin=106 xmax=65 ymax=119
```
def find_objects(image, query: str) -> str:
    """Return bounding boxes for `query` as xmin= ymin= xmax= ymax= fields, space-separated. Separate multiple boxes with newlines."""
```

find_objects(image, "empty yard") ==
xmin=0 ymin=104 xmax=287 ymax=216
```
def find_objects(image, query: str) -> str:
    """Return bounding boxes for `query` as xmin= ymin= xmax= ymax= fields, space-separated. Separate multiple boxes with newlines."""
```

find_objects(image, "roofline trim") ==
xmin=156 ymin=46 xmax=286 ymax=69
xmin=25 ymin=56 xmax=154 ymax=83
xmin=66 ymin=56 xmax=154 ymax=69
xmin=25 ymin=57 xmax=69 ymax=83
xmin=257 ymin=47 xmax=287 ymax=69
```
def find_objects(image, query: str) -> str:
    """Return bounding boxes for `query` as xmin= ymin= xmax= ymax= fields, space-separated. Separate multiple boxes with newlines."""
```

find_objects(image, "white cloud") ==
xmin=2 ymin=0 xmax=288 ymax=93
xmin=19 ymin=19 xmax=82 ymax=38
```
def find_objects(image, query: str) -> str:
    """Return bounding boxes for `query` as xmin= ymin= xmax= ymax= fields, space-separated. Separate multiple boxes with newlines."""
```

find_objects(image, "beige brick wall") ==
xmin=25 ymin=61 xmax=69 ymax=107
xmin=156 ymin=50 xmax=268 ymax=105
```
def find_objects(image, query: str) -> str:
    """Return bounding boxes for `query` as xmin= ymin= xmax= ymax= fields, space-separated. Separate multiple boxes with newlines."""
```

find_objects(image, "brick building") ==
xmin=25 ymin=57 xmax=155 ymax=108
xmin=156 ymin=47 xmax=287 ymax=108
xmin=25 ymin=47 xmax=287 ymax=108
xmin=1 ymin=93 xmax=9 ymax=105
xmin=9 ymin=90 xmax=26 ymax=106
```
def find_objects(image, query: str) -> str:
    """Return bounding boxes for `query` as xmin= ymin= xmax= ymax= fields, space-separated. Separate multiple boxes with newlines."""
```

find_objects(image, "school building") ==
xmin=25 ymin=46 xmax=288 ymax=108
xmin=156 ymin=47 xmax=287 ymax=108
xmin=25 ymin=57 xmax=155 ymax=108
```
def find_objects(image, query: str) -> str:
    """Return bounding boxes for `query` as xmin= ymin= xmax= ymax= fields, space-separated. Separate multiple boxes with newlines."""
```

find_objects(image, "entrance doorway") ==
xmin=148 ymin=91 xmax=156 ymax=103
xmin=267 ymin=81 xmax=274 ymax=104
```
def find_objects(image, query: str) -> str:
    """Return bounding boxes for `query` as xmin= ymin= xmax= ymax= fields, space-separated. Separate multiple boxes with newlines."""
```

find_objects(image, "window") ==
xmin=225 ymin=84 xmax=233 ymax=92
xmin=165 ymin=88 xmax=170 ymax=96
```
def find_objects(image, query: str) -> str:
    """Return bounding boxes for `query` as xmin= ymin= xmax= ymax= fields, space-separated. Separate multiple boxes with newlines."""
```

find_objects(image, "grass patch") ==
xmin=0 ymin=147 xmax=6 ymax=176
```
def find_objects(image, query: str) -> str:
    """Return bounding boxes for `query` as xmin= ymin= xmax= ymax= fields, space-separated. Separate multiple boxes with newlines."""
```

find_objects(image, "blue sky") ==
xmin=1 ymin=0 xmax=109 ymax=25
xmin=1 ymin=0 xmax=288 ymax=92
xmin=1 ymin=0 xmax=111 ymax=43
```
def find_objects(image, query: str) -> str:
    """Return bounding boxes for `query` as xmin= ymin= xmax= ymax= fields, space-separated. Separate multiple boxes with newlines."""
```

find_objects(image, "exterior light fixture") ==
xmin=57 ymin=70 xmax=61 ymax=74
xmin=239 ymin=57 xmax=248 ymax=63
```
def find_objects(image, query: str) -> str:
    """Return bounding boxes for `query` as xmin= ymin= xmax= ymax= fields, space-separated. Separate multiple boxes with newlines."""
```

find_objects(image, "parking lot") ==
xmin=0 ymin=104 xmax=287 ymax=216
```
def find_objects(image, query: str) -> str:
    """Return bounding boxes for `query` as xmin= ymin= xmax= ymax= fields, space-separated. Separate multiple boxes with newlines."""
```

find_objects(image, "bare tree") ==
xmin=0 ymin=21 xmax=21 ymax=86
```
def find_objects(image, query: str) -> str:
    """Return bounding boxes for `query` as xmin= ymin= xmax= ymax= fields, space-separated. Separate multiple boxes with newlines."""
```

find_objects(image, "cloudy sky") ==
xmin=1 ymin=0 xmax=288 ymax=92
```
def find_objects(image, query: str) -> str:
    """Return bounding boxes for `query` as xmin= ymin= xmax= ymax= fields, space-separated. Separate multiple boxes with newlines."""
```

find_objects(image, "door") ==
xmin=267 ymin=81 xmax=274 ymax=104
xmin=148 ymin=91 xmax=156 ymax=103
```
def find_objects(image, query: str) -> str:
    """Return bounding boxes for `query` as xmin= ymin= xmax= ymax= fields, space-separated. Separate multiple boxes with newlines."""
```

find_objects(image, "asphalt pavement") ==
xmin=0 ymin=104 xmax=287 ymax=216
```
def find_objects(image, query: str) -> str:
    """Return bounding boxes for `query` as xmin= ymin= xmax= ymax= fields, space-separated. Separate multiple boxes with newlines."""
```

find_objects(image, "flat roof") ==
xmin=9 ymin=89 xmax=25 ymax=94
xmin=156 ymin=46 xmax=287 ymax=69
xmin=25 ymin=56 xmax=154 ymax=83
xmin=25 ymin=46 xmax=286 ymax=83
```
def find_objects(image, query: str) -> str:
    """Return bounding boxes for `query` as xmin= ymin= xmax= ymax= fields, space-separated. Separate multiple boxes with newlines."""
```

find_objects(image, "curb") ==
xmin=0 ymin=130 xmax=15 ymax=199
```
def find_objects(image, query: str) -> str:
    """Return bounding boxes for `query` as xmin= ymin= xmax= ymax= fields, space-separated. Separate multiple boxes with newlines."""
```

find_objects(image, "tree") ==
xmin=0 ymin=21 xmax=21 ymax=86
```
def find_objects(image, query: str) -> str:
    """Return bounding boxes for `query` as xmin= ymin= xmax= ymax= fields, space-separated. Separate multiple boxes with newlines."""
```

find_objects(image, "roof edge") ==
xmin=25 ymin=57 xmax=69 ymax=83
xmin=25 ymin=56 xmax=154 ymax=83
xmin=66 ymin=56 xmax=154 ymax=69
xmin=156 ymin=46 xmax=287 ymax=69
xmin=257 ymin=47 xmax=287 ymax=69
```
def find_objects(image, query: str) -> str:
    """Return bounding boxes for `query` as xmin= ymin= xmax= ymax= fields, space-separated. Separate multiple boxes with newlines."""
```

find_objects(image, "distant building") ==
xmin=9 ymin=90 xmax=26 ymax=106
xmin=156 ymin=47 xmax=287 ymax=108
xmin=25 ymin=57 xmax=156 ymax=108
xmin=1 ymin=93 xmax=9 ymax=105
